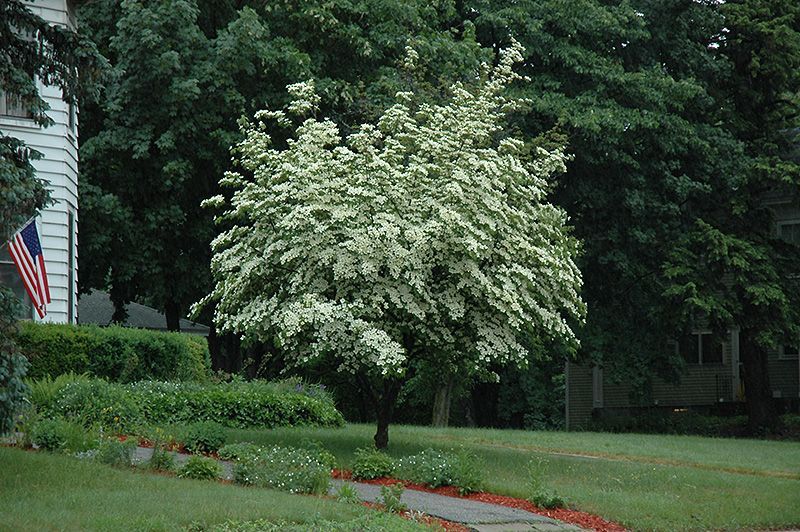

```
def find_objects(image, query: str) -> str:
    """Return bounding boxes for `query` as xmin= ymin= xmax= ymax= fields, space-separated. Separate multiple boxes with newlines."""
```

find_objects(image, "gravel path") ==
xmin=132 ymin=446 xmax=582 ymax=531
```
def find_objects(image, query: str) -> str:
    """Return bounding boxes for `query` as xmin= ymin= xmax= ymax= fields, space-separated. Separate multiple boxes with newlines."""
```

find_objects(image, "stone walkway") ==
xmin=132 ymin=445 xmax=583 ymax=531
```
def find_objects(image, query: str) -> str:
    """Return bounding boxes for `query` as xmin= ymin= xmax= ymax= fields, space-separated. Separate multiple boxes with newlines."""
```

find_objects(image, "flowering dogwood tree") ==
xmin=202 ymin=42 xmax=584 ymax=448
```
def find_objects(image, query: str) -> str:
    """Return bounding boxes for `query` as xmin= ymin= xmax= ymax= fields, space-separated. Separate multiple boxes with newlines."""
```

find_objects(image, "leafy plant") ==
xmin=335 ymin=483 xmax=361 ymax=504
xmin=351 ymin=447 xmax=394 ymax=480
xmin=33 ymin=378 xmax=344 ymax=430
xmin=25 ymin=372 xmax=92 ymax=413
xmin=30 ymin=418 xmax=97 ymax=453
xmin=380 ymin=483 xmax=407 ymax=514
xmin=95 ymin=437 xmax=136 ymax=467
xmin=231 ymin=445 xmax=330 ymax=494
xmin=183 ymin=421 xmax=226 ymax=454
xmin=218 ymin=442 xmax=261 ymax=461
xmin=179 ymin=455 xmax=221 ymax=480
xmin=525 ymin=457 xmax=565 ymax=509
xmin=148 ymin=446 xmax=176 ymax=471
xmin=395 ymin=448 xmax=483 ymax=494
xmin=299 ymin=438 xmax=337 ymax=470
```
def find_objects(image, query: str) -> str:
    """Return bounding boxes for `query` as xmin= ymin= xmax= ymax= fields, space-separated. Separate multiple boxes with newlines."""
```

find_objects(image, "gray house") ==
xmin=566 ymin=192 xmax=800 ymax=430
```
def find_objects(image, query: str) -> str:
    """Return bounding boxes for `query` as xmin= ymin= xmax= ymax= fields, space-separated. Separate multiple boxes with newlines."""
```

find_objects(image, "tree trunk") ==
xmin=109 ymin=287 xmax=128 ymax=325
xmin=374 ymin=380 xmax=401 ymax=449
xmin=431 ymin=376 xmax=455 ymax=427
xmin=740 ymin=328 xmax=780 ymax=433
xmin=165 ymin=300 xmax=181 ymax=332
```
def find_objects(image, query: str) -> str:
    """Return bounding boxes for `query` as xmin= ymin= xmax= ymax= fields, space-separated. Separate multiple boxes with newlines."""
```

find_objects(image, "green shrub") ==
xmin=95 ymin=437 xmax=136 ymax=467
xmin=183 ymin=421 xmax=226 ymax=454
xmin=232 ymin=445 xmax=331 ymax=494
xmin=218 ymin=442 xmax=261 ymax=461
xmin=352 ymin=447 xmax=394 ymax=480
xmin=35 ymin=378 xmax=344 ymax=430
xmin=380 ymin=483 xmax=407 ymax=513
xmin=44 ymin=379 xmax=141 ymax=433
xmin=299 ymin=438 xmax=337 ymax=470
xmin=31 ymin=418 xmax=97 ymax=453
xmin=395 ymin=448 xmax=483 ymax=494
xmin=17 ymin=322 xmax=210 ymax=383
xmin=148 ymin=446 xmax=176 ymax=471
xmin=179 ymin=455 xmax=221 ymax=480
xmin=25 ymin=372 xmax=92 ymax=413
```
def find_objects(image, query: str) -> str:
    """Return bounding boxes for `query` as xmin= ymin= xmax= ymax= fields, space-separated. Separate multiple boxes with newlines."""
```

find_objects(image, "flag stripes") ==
xmin=6 ymin=220 xmax=50 ymax=318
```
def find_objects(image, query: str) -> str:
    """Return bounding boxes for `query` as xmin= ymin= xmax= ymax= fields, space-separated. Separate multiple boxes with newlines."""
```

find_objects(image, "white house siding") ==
xmin=0 ymin=0 xmax=79 ymax=324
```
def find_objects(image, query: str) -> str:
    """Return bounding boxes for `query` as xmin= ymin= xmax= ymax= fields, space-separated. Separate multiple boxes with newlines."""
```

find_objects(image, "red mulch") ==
xmin=359 ymin=501 xmax=469 ymax=532
xmin=332 ymin=469 xmax=626 ymax=532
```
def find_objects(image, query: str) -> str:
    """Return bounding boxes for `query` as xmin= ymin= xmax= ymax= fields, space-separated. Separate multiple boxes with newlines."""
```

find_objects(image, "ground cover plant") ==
xmin=395 ymin=448 xmax=483 ymax=494
xmin=0 ymin=447 xmax=424 ymax=530
xmin=32 ymin=377 xmax=344 ymax=431
xmin=180 ymin=455 xmax=223 ymax=480
xmin=229 ymin=444 xmax=331 ymax=494
xmin=210 ymin=423 xmax=800 ymax=531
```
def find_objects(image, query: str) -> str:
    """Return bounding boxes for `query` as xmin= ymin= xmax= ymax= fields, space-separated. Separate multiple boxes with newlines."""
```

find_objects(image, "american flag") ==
xmin=7 ymin=219 xmax=51 ymax=318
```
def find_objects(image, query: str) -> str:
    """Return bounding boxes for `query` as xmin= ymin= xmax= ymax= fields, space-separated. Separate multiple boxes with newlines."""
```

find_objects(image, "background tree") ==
xmin=203 ymin=46 xmax=584 ymax=448
xmin=664 ymin=0 xmax=800 ymax=431
xmin=0 ymin=0 xmax=104 ymax=433
xmin=77 ymin=0 xmax=488 ymax=333
xmin=462 ymin=0 xmax=744 ymax=404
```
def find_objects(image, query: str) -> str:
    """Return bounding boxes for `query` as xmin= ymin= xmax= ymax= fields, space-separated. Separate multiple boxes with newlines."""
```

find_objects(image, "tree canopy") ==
xmin=203 ymin=44 xmax=585 ymax=447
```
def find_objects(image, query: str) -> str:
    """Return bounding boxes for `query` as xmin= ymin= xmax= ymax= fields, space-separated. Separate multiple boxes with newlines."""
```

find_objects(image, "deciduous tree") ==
xmin=202 ymin=44 xmax=585 ymax=448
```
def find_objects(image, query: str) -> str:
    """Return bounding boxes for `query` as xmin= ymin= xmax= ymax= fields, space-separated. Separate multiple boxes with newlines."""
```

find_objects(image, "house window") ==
xmin=0 ymin=256 xmax=33 ymax=319
xmin=67 ymin=97 xmax=76 ymax=132
xmin=779 ymin=344 xmax=799 ymax=360
xmin=0 ymin=89 xmax=33 ymax=119
xmin=778 ymin=220 xmax=800 ymax=245
xmin=679 ymin=332 xmax=724 ymax=365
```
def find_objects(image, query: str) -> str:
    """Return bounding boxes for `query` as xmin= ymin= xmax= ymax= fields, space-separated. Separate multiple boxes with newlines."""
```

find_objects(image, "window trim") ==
xmin=677 ymin=330 xmax=725 ymax=366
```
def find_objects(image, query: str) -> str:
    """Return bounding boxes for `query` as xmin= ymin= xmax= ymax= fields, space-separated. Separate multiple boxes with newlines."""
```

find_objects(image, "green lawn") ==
xmin=0 ymin=447 xmax=423 ymax=531
xmin=209 ymin=423 xmax=800 ymax=531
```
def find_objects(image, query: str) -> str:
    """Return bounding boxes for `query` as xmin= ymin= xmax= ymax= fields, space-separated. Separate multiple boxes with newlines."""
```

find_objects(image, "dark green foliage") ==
xmin=182 ymin=421 xmax=226 ymax=454
xmin=95 ymin=437 xmax=136 ymax=467
xmin=395 ymin=448 xmax=483 ymax=494
xmin=30 ymin=418 xmax=97 ymax=453
xmin=351 ymin=447 xmax=395 ymax=480
xmin=0 ymin=1 xmax=104 ymax=435
xmin=76 ymin=0 xmax=488 ymax=335
xmin=588 ymin=411 xmax=800 ymax=437
xmin=17 ymin=322 xmax=210 ymax=383
xmin=231 ymin=445 xmax=331 ymax=494
xmin=179 ymin=455 xmax=221 ymax=480
xmin=36 ymin=378 xmax=344 ymax=430
xmin=0 ymin=292 xmax=29 ymax=435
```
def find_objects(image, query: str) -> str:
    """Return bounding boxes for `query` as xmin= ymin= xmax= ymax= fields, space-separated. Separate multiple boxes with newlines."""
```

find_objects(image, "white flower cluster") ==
xmin=203 ymin=40 xmax=585 ymax=379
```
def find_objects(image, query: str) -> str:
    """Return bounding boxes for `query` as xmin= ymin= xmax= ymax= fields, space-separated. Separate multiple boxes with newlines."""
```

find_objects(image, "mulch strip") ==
xmin=333 ymin=469 xmax=626 ymax=532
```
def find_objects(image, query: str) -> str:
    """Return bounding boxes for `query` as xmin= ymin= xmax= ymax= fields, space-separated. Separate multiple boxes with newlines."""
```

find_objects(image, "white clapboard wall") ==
xmin=1 ymin=0 xmax=79 ymax=324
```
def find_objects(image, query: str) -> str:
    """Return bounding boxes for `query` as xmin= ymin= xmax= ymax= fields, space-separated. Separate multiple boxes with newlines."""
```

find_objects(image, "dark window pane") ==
xmin=680 ymin=334 xmax=700 ymax=364
xmin=0 ymin=261 xmax=32 ymax=319
xmin=784 ymin=345 xmax=800 ymax=357
xmin=701 ymin=333 xmax=723 ymax=364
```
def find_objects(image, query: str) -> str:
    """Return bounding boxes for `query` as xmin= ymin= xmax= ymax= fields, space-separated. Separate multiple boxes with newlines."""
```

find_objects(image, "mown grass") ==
xmin=0 ymin=447 xmax=424 ymax=531
xmin=206 ymin=423 xmax=800 ymax=531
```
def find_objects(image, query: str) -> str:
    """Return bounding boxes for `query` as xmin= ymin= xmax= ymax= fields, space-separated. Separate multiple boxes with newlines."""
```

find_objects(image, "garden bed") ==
xmin=333 ymin=469 xmax=626 ymax=532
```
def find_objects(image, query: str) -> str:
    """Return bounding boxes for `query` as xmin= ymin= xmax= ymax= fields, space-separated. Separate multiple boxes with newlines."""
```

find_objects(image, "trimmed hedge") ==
xmin=17 ymin=322 xmax=210 ymax=382
xmin=36 ymin=378 xmax=345 ymax=431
